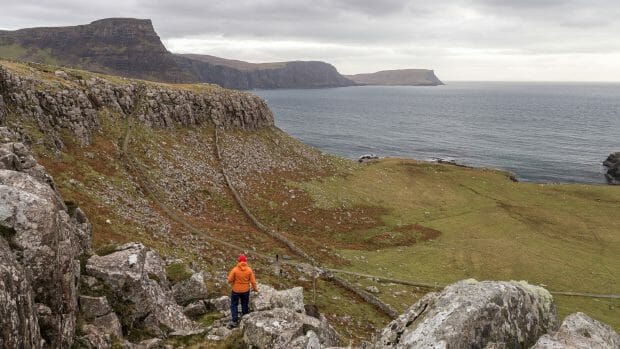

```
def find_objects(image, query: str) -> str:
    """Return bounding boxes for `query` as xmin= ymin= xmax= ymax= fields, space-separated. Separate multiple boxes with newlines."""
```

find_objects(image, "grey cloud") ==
xmin=0 ymin=0 xmax=619 ymax=80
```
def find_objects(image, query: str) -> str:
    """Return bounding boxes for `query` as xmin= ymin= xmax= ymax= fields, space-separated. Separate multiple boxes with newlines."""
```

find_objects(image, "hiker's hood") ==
xmin=237 ymin=262 xmax=248 ymax=270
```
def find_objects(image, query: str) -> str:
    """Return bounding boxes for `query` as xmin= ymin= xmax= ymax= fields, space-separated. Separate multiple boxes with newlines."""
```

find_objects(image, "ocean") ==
xmin=253 ymin=82 xmax=620 ymax=184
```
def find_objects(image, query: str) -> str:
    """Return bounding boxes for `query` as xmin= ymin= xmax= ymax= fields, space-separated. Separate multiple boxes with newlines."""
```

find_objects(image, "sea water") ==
xmin=254 ymin=82 xmax=620 ymax=184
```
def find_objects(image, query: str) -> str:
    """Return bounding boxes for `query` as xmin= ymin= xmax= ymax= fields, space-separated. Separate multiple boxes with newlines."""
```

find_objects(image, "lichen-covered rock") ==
xmin=183 ymin=300 xmax=208 ymax=317
xmin=207 ymin=295 xmax=231 ymax=313
xmin=531 ymin=312 xmax=620 ymax=349
xmin=251 ymin=284 xmax=305 ymax=313
xmin=172 ymin=271 xmax=208 ymax=306
xmin=375 ymin=279 xmax=558 ymax=348
xmin=0 ymin=238 xmax=42 ymax=349
xmin=79 ymin=295 xmax=113 ymax=320
xmin=85 ymin=242 xmax=198 ymax=337
xmin=241 ymin=308 xmax=340 ymax=349
xmin=0 ymin=137 xmax=91 ymax=348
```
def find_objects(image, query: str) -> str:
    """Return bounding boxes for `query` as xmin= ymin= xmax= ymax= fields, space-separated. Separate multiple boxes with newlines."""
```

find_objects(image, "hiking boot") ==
xmin=226 ymin=320 xmax=239 ymax=329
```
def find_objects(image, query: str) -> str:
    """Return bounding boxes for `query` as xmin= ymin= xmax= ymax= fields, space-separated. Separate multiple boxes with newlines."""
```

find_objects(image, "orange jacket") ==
xmin=228 ymin=262 xmax=258 ymax=293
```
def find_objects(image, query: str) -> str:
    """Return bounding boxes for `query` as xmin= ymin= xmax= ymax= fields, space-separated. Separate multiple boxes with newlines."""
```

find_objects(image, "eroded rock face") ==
xmin=0 ymin=132 xmax=91 ymax=348
xmin=604 ymin=152 xmax=620 ymax=184
xmin=84 ymin=242 xmax=198 ymax=338
xmin=0 ymin=238 xmax=42 ymax=349
xmin=0 ymin=64 xmax=274 ymax=146
xmin=375 ymin=279 xmax=559 ymax=349
xmin=531 ymin=312 xmax=620 ymax=349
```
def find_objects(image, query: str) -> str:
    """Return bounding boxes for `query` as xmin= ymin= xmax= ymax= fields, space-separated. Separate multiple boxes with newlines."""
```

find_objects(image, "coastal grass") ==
xmin=296 ymin=158 xmax=620 ymax=330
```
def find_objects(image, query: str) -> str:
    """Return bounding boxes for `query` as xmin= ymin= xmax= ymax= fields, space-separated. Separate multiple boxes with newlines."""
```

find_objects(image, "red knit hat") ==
xmin=238 ymin=254 xmax=247 ymax=263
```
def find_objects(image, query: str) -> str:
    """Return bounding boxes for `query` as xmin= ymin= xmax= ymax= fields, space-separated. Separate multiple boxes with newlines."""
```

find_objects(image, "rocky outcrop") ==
xmin=375 ymin=279 xmax=558 ymax=348
xmin=0 ymin=18 xmax=355 ymax=89
xmin=531 ymin=312 xmax=620 ymax=349
xmin=604 ymin=152 xmax=620 ymax=184
xmin=0 ymin=128 xmax=91 ymax=347
xmin=205 ymin=283 xmax=340 ymax=348
xmin=251 ymin=283 xmax=306 ymax=314
xmin=242 ymin=308 xmax=340 ymax=349
xmin=172 ymin=271 xmax=208 ymax=306
xmin=84 ymin=242 xmax=199 ymax=338
xmin=0 ymin=62 xmax=274 ymax=146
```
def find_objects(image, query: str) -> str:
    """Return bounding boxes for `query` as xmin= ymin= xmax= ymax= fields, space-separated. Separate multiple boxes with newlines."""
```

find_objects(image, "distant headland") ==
xmin=346 ymin=69 xmax=444 ymax=86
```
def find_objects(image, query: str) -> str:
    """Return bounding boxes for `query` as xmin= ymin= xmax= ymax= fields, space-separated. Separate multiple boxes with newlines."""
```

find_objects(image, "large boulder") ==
xmin=84 ymin=242 xmax=199 ymax=338
xmin=0 ymin=136 xmax=91 ymax=348
xmin=531 ymin=312 xmax=620 ymax=349
xmin=172 ymin=271 xmax=208 ymax=306
xmin=251 ymin=283 xmax=305 ymax=313
xmin=375 ymin=279 xmax=558 ymax=348
xmin=241 ymin=308 xmax=340 ymax=349
xmin=604 ymin=152 xmax=620 ymax=184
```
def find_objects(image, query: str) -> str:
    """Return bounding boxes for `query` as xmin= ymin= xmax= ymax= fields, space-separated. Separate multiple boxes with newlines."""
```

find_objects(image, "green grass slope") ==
xmin=290 ymin=159 xmax=619 ymax=329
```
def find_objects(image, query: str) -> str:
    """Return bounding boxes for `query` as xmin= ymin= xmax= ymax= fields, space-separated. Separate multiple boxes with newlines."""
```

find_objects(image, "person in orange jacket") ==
xmin=227 ymin=254 xmax=259 ymax=328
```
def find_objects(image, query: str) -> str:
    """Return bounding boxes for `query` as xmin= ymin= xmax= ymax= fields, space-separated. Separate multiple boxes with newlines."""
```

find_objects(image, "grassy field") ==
xmin=295 ymin=158 xmax=620 ymax=330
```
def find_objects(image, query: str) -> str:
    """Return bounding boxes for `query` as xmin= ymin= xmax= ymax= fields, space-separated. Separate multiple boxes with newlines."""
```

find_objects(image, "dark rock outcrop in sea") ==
xmin=0 ymin=18 xmax=355 ymax=89
xmin=604 ymin=152 xmax=620 ymax=184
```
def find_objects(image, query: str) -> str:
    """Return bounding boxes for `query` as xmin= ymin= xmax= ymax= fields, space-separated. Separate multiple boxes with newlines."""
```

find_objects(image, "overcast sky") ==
xmin=2 ymin=0 xmax=620 ymax=81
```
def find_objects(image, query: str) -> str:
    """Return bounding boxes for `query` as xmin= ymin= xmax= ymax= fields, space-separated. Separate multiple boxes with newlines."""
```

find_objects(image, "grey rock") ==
xmin=0 ymin=139 xmax=91 ymax=347
xmin=85 ymin=242 xmax=198 ymax=337
xmin=0 ymin=238 xmax=42 ymax=349
xmin=208 ymin=295 xmax=232 ymax=313
xmin=531 ymin=312 xmax=620 ymax=349
xmin=91 ymin=312 xmax=123 ymax=339
xmin=54 ymin=70 xmax=69 ymax=80
xmin=251 ymin=283 xmax=305 ymax=313
xmin=80 ymin=295 xmax=113 ymax=320
xmin=366 ymin=285 xmax=380 ymax=294
xmin=172 ymin=271 xmax=208 ymax=306
xmin=375 ymin=279 xmax=558 ymax=348
xmin=183 ymin=300 xmax=208 ymax=317
xmin=241 ymin=308 xmax=340 ymax=349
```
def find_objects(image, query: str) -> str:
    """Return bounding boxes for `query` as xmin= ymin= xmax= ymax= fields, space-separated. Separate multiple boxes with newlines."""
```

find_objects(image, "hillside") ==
xmin=0 ymin=18 xmax=354 ymax=89
xmin=0 ymin=60 xmax=618 ymax=345
xmin=346 ymin=69 xmax=444 ymax=86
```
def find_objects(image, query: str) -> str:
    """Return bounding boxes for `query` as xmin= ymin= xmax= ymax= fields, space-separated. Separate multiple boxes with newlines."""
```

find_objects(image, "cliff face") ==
xmin=177 ymin=55 xmax=355 ymax=89
xmin=346 ymin=69 xmax=444 ymax=86
xmin=0 ymin=18 xmax=354 ymax=89
xmin=0 ymin=60 xmax=273 ymax=147
xmin=0 ymin=19 xmax=193 ymax=83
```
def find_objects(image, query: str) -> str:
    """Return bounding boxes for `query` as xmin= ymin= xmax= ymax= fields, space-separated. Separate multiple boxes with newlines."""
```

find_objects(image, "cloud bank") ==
xmin=1 ymin=0 xmax=619 ymax=81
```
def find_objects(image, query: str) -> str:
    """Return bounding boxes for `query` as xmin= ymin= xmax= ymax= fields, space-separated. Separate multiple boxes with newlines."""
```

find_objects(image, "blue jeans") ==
xmin=230 ymin=290 xmax=250 ymax=322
